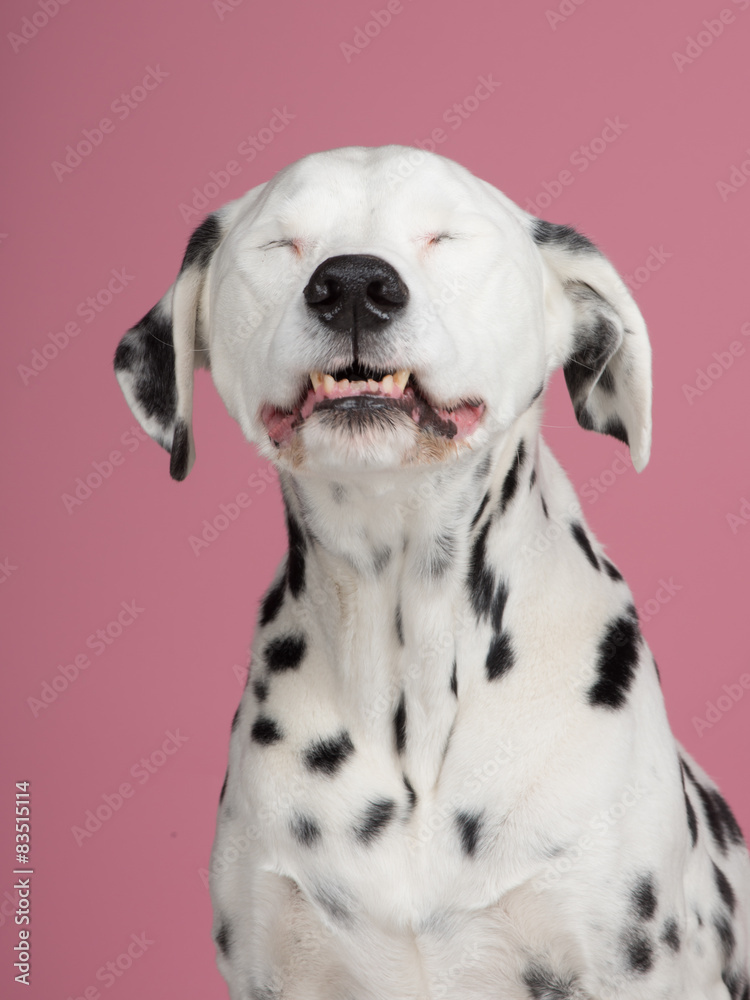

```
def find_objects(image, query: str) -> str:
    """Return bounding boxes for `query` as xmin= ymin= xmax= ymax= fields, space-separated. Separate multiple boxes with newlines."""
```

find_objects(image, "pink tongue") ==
xmin=436 ymin=402 xmax=484 ymax=438
xmin=261 ymin=405 xmax=297 ymax=446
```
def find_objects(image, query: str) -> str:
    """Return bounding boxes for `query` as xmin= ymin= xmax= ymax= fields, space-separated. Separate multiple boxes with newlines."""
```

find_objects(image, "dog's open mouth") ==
xmin=261 ymin=366 xmax=485 ymax=447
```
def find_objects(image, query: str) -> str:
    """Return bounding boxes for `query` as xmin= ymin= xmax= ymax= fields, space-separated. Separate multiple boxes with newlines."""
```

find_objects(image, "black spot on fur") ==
xmin=486 ymin=631 xmax=515 ymax=681
xmin=684 ymin=789 xmax=698 ymax=847
xmin=426 ymin=533 xmax=455 ymax=577
xmin=604 ymin=416 xmax=629 ymax=446
xmin=285 ymin=509 xmax=307 ymax=598
xmin=114 ymin=306 xmax=176 ymax=427
xmin=571 ymin=522 xmax=600 ymax=571
xmin=711 ymin=788 xmax=744 ymax=846
xmin=450 ymin=659 xmax=458 ymax=697
xmin=250 ymin=989 xmax=280 ymax=1000
xmin=603 ymin=558 xmax=624 ymax=581
xmin=253 ymin=677 xmax=268 ymax=702
xmin=470 ymin=491 xmax=491 ymax=529
xmin=564 ymin=307 xmax=621 ymax=419
xmin=587 ymin=609 xmax=641 ymax=709
xmin=490 ymin=580 xmax=509 ymax=633
xmin=231 ymin=707 xmax=240 ymax=732
xmin=169 ymin=418 xmax=191 ymax=481
xmin=597 ymin=365 xmax=617 ymax=394
xmin=467 ymin=520 xmax=495 ymax=620
xmin=355 ymin=799 xmax=396 ymax=844
xmin=500 ymin=440 xmax=526 ymax=514
xmin=251 ymin=716 xmax=283 ymax=745
xmin=631 ymin=874 xmax=657 ymax=921
xmin=394 ymin=694 xmax=407 ymax=754
xmin=395 ymin=603 xmax=404 ymax=645
xmin=522 ymin=963 xmax=577 ymax=999
xmin=181 ymin=213 xmax=222 ymax=271
xmin=713 ymin=861 xmax=736 ymax=913
xmin=723 ymin=972 xmax=750 ymax=1000
xmin=682 ymin=760 xmax=744 ymax=854
xmin=264 ymin=632 xmax=306 ymax=672
xmin=304 ymin=731 xmax=355 ymax=775
xmin=531 ymin=382 xmax=545 ymax=402
xmin=291 ymin=814 xmax=321 ymax=847
xmin=313 ymin=885 xmax=351 ymax=924
xmin=475 ymin=453 xmax=492 ymax=481
xmin=403 ymin=774 xmax=417 ymax=810
xmin=541 ymin=495 xmax=549 ymax=518
xmin=373 ymin=545 xmax=392 ymax=573
xmin=259 ymin=575 xmax=286 ymax=627
xmin=624 ymin=930 xmax=654 ymax=973
xmin=219 ymin=771 xmax=228 ymax=804
xmin=576 ymin=407 xmax=595 ymax=432
xmin=661 ymin=918 xmax=680 ymax=953
xmin=532 ymin=219 xmax=599 ymax=254
xmin=455 ymin=811 xmax=482 ymax=857
xmin=529 ymin=467 xmax=537 ymax=490
xmin=714 ymin=913 xmax=736 ymax=962
xmin=215 ymin=919 xmax=230 ymax=956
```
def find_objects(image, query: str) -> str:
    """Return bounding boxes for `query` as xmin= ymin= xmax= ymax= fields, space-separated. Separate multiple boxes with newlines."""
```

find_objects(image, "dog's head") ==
xmin=114 ymin=146 xmax=651 ymax=481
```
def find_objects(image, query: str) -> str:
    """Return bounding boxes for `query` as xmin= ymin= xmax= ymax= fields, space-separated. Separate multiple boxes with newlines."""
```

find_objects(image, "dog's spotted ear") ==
xmin=533 ymin=220 xmax=652 ymax=472
xmin=113 ymin=214 xmax=223 ymax=481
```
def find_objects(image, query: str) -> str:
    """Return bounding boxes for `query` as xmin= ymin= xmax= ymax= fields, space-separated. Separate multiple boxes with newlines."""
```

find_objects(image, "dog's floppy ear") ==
xmin=533 ymin=220 xmax=652 ymax=472
xmin=113 ymin=214 xmax=223 ymax=481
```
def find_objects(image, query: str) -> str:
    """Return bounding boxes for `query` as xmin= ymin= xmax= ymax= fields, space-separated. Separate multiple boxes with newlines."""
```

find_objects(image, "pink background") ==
xmin=2 ymin=0 xmax=749 ymax=995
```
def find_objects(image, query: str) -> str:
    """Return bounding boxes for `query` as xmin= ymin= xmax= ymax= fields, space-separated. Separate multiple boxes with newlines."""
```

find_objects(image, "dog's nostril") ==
xmin=305 ymin=278 xmax=341 ymax=307
xmin=366 ymin=279 xmax=407 ymax=308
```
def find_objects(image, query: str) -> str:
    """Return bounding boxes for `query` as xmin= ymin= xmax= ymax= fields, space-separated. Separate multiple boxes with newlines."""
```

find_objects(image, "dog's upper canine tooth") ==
xmin=310 ymin=371 xmax=323 ymax=390
xmin=393 ymin=370 xmax=410 ymax=390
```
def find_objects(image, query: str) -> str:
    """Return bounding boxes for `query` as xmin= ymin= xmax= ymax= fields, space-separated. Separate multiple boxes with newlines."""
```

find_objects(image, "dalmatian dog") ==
xmin=114 ymin=146 xmax=749 ymax=999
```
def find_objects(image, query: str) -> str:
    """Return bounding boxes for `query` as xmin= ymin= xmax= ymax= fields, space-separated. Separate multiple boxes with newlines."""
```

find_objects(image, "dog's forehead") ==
xmin=238 ymin=146 xmax=522 ymax=241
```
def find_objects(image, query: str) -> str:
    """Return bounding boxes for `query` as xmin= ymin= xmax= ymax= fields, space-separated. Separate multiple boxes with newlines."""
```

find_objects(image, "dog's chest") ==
xmin=223 ymin=533 xmax=630 ymax=929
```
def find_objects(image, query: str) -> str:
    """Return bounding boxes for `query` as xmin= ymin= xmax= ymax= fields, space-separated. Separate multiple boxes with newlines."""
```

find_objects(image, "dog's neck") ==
xmin=279 ymin=404 xmax=544 ymax=580
xmin=271 ymin=405 xmax=548 ymax=790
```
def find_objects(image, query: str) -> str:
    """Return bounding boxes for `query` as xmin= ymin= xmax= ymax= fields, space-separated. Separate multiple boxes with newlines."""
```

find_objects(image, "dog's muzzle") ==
xmin=260 ymin=254 xmax=484 ymax=451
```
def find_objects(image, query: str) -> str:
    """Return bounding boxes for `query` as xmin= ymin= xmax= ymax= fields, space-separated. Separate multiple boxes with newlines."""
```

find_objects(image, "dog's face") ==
xmin=115 ymin=146 xmax=652 ymax=480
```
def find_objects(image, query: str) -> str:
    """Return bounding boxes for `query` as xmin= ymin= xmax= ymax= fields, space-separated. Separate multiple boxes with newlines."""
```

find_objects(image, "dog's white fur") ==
xmin=115 ymin=146 xmax=749 ymax=1000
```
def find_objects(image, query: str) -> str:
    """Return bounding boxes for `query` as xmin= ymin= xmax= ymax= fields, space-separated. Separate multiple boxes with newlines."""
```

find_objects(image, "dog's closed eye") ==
xmin=260 ymin=238 xmax=304 ymax=255
xmin=422 ymin=232 xmax=454 ymax=246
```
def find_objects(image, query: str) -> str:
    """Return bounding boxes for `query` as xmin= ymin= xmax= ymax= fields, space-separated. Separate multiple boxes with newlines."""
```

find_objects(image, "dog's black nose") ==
xmin=303 ymin=255 xmax=408 ymax=332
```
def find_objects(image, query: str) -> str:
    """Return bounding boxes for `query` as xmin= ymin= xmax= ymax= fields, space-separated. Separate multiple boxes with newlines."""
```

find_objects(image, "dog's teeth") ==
xmin=351 ymin=381 xmax=367 ymax=392
xmin=367 ymin=379 xmax=379 ymax=393
xmin=310 ymin=371 xmax=323 ymax=390
xmin=394 ymin=370 xmax=410 ymax=390
xmin=339 ymin=379 xmax=350 ymax=392
xmin=382 ymin=374 xmax=394 ymax=394
xmin=323 ymin=374 xmax=335 ymax=393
